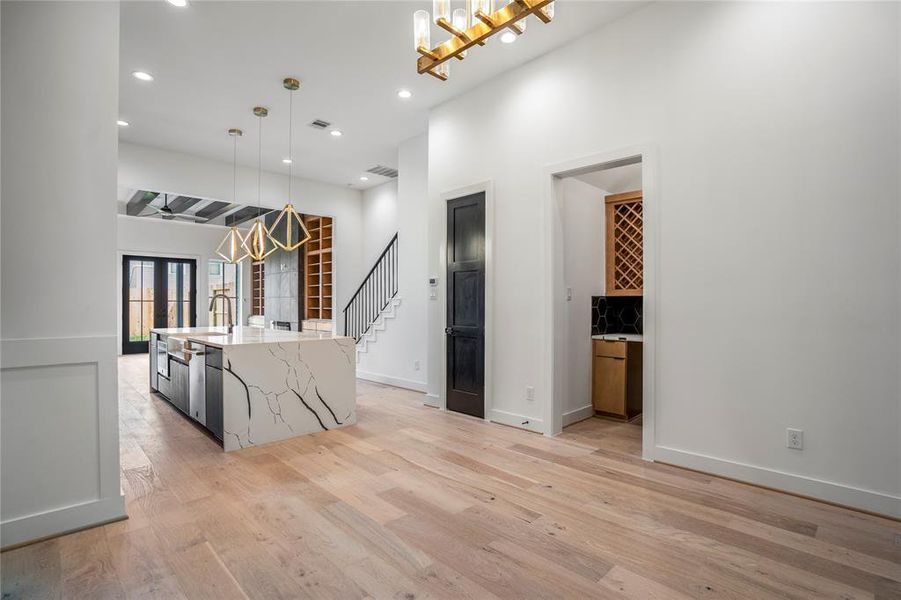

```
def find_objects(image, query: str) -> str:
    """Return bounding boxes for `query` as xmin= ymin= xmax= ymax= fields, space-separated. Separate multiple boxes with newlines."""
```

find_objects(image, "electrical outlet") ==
xmin=525 ymin=386 xmax=535 ymax=401
xmin=787 ymin=428 xmax=804 ymax=450
xmin=413 ymin=360 xmax=420 ymax=371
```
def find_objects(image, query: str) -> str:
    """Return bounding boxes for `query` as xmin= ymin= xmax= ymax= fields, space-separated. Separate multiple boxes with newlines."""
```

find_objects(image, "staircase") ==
xmin=343 ymin=233 xmax=399 ymax=360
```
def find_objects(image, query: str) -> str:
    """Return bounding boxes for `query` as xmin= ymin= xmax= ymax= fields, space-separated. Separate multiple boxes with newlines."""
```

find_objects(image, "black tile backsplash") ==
xmin=591 ymin=296 xmax=643 ymax=335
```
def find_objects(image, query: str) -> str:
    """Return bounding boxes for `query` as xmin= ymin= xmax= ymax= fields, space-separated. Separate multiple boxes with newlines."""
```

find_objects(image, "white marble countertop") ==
xmin=151 ymin=326 xmax=350 ymax=348
xmin=592 ymin=333 xmax=644 ymax=342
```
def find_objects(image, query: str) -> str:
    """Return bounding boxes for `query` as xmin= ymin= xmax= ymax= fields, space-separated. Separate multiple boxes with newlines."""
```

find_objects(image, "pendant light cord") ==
xmin=232 ymin=133 xmax=238 ymax=205
xmin=287 ymin=87 xmax=293 ymax=203
xmin=257 ymin=114 xmax=263 ymax=211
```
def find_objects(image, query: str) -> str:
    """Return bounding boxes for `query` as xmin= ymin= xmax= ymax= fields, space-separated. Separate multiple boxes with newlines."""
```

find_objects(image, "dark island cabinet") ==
xmin=205 ymin=363 xmax=223 ymax=441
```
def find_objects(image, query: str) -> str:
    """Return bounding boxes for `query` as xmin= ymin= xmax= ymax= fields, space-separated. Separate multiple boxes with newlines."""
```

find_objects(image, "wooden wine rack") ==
xmin=605 ymin=190 xmax=643 ymax=296
xmin=250 ymin=260 xmax=264 ymax=316
xmin=303 ymin=215 xmax=333 ymax=319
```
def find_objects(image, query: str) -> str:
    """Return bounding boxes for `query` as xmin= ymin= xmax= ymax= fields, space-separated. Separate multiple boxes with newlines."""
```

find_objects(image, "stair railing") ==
xmin=343 ymin=233 xmax=398 ymax=342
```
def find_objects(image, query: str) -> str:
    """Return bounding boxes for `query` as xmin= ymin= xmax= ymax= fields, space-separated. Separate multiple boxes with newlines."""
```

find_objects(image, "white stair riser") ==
xmin=355 ymin=296 xmax=402 ymax=362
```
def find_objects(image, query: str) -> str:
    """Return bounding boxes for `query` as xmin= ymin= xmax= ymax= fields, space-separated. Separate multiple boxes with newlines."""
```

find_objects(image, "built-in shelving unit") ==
xmin=304 ymin=215 xmax=333 ymax=320
xmin=251 ymin=260 xmax=264 ymax=316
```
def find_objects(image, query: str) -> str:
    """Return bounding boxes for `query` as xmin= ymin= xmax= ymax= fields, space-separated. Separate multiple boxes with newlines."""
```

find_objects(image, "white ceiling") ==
xmin=119 ymin=1 xmax=647 ymax=190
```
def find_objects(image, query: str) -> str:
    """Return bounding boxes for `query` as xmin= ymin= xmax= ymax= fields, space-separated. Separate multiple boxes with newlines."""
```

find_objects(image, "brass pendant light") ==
xmin=269 ymin=77 xmax=312 ymax=252
xmin=215 ymin=128 xmax=250 ymax=264
xmin=241 ymin=106 xmax=278 ymax=261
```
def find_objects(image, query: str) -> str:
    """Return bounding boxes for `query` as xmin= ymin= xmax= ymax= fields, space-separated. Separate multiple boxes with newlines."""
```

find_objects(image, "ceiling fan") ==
xmin=139 ymin=193 xmax=208 ymax=223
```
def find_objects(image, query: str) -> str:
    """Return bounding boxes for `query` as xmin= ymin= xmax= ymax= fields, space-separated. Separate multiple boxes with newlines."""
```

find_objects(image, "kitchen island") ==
xmin=149 ymin=326 xmax=355 ymax=451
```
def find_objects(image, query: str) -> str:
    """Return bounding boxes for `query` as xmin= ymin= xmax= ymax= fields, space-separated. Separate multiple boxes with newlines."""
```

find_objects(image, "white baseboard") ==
xmin=654 ymin=446 xmax=901 ymax=518
xmin=356 ymin=370 xmax=427 ymax=393
xmin=489 ymin=409 xmax=544 ymax=434
xmin=424 ymin=393 xmax=440 ymax=408
xmin=1 ymin=495 xmax=126 ymax=549
xmin=562 ymin=405 xmax=595 ymax=427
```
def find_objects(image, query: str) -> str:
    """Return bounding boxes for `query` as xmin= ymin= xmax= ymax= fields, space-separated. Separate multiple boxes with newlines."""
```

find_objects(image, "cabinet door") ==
xmin=149 ymin=334 xmax=158 ymax=391
xmin=171 ymin=361 xmax=189 ymax=414
xmin=592 ymin=355 xmax=626 ymax=417
xmin=205 ymin=365 xmax=223 ymax=441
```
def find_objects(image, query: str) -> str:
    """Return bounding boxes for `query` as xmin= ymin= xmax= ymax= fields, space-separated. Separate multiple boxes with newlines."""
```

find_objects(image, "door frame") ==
xmin=542 ymin=145 xmax=658 ymax=461
xmin=120 ymin=254 xmax=198 ymax=354
xmin=438 ymin=181 xmax=494 ymax=421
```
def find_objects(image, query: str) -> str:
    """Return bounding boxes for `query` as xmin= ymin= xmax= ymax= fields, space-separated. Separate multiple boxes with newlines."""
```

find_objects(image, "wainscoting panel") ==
xmin=0 ymin=336 xmax=124 ymax=548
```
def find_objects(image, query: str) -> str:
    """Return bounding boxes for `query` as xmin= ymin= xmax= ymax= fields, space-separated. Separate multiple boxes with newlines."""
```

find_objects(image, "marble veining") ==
xmin=221 ymin=337 xmax=356 ymax=451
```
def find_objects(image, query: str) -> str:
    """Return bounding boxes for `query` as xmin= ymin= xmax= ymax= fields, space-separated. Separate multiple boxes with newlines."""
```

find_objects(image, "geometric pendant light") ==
xmin=215 ymin=128 xmax=250 ymax=263
xmin=241 ymin=106 xmax=278 ymax=261
xmin=269 ymin=77 xmax=312 ymax=252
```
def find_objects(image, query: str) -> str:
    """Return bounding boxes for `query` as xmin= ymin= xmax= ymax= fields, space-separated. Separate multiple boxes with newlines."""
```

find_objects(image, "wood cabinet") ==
xmin=591 ymin=339 xmax=642 ymax=420
xmin=605 ymin=190 xmax=643 ymax=297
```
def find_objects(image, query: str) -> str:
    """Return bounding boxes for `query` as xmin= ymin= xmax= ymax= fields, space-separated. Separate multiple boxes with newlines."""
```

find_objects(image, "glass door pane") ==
xmin=126 ymin=259 xmax=154 ymax=343
xmin=166 ymin=261 xmax=192 ymax=328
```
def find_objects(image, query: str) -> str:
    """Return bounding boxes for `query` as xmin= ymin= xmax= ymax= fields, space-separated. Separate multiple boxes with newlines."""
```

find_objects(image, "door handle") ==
xmin=445 ymin=327 xmax=455 ymax=336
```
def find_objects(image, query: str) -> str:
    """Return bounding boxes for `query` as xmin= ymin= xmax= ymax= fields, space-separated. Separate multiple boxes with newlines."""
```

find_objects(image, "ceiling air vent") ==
xmin=308 ymin=119 xmax=331 ymax=130
xmin=366 ymin=165 xmax=399 ymax=179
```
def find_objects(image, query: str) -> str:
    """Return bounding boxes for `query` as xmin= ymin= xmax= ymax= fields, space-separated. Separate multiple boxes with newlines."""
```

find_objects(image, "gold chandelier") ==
xmin=269 ymin=77 xmax=312 ymax=252
xmin=215 ymin=128 xmax=249 ymax=264
xmin=241 ymin=106 xmax=278 ymax=261
xmin=414 ymin=0 xmax=555 ymax=80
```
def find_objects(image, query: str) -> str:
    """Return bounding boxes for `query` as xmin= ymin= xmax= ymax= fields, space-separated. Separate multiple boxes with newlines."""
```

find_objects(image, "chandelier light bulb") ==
xmin=413 ymin=10 xmax=430 ymax=51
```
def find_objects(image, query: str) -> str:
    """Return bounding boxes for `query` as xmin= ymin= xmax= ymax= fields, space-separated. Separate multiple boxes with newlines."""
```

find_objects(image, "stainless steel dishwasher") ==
xmin=185 ymin=345 xmax=207 ymax=426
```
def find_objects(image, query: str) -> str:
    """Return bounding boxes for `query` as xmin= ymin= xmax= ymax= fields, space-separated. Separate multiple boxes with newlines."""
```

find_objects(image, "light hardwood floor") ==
xmin=2 ymin=355 xmax=899 ymax=599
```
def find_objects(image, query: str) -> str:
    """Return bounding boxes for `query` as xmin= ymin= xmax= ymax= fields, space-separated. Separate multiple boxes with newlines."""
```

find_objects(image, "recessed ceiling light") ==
xmin=132 ymin=70 xmax=154 ymax=82
xmin=282 ymin=158 xmax=292 ymax=164
xmin=397 ymin=89 xmax=413 ymax=99
xmin=360 ymin=176 xmax=369 ymax=181
xmin=330 ymin=130 xmax=343 ymax=137
xmin=117 ymin=120 xmax=129 ymax=127
xmin=166 ymin=0 xmax=188 ymax=6
xmin=500 ymin=31 xmax=517 ymax=44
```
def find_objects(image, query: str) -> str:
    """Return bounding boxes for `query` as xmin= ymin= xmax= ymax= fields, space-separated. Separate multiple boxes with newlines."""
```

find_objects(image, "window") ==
xmin=251 ymin=261 xmax=265 ymax=316
xmin=208 ymin=259 xmax=240 ymax=326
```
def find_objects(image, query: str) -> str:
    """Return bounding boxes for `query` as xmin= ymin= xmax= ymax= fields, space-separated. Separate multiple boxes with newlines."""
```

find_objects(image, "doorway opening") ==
xmin=545 ymin=149 xmax=654 ymax=460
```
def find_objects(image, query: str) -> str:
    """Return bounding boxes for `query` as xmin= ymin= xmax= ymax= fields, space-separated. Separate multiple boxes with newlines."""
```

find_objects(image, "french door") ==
xmin=122 ymin=255 xmax=197 ymax=354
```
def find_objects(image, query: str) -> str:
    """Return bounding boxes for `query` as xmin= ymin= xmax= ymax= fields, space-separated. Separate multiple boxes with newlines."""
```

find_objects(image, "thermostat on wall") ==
xmin=428 ymin=277 xmax=438 ymax=299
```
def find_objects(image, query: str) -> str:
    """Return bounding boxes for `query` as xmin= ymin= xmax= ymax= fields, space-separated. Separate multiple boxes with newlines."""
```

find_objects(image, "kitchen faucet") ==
xmin=208 ymin=291 xmax=234 ymax=334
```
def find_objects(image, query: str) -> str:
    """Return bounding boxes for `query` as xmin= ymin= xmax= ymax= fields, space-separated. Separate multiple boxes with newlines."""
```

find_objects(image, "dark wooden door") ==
xmin=446 ymin=193 xmax=485 ymax=418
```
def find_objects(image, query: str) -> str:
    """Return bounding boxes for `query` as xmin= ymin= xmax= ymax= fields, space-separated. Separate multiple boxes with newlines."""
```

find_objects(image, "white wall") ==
xmin=362 ymin=180 xmax=399 ymax=264
xmin=1 ymin=1 xmax=125 ymax=546
xmin=559 ymin=178 xmax=607 ymax=425
xmin=116 ymin=216 xmax=253 ymax=351
xmin=356 ymin=135 xmax=429 ymax=391
xmin=427 ymin=2 xmax=900 ymax=515
xmin=118 ymin=142 xmax=364 ymax=335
